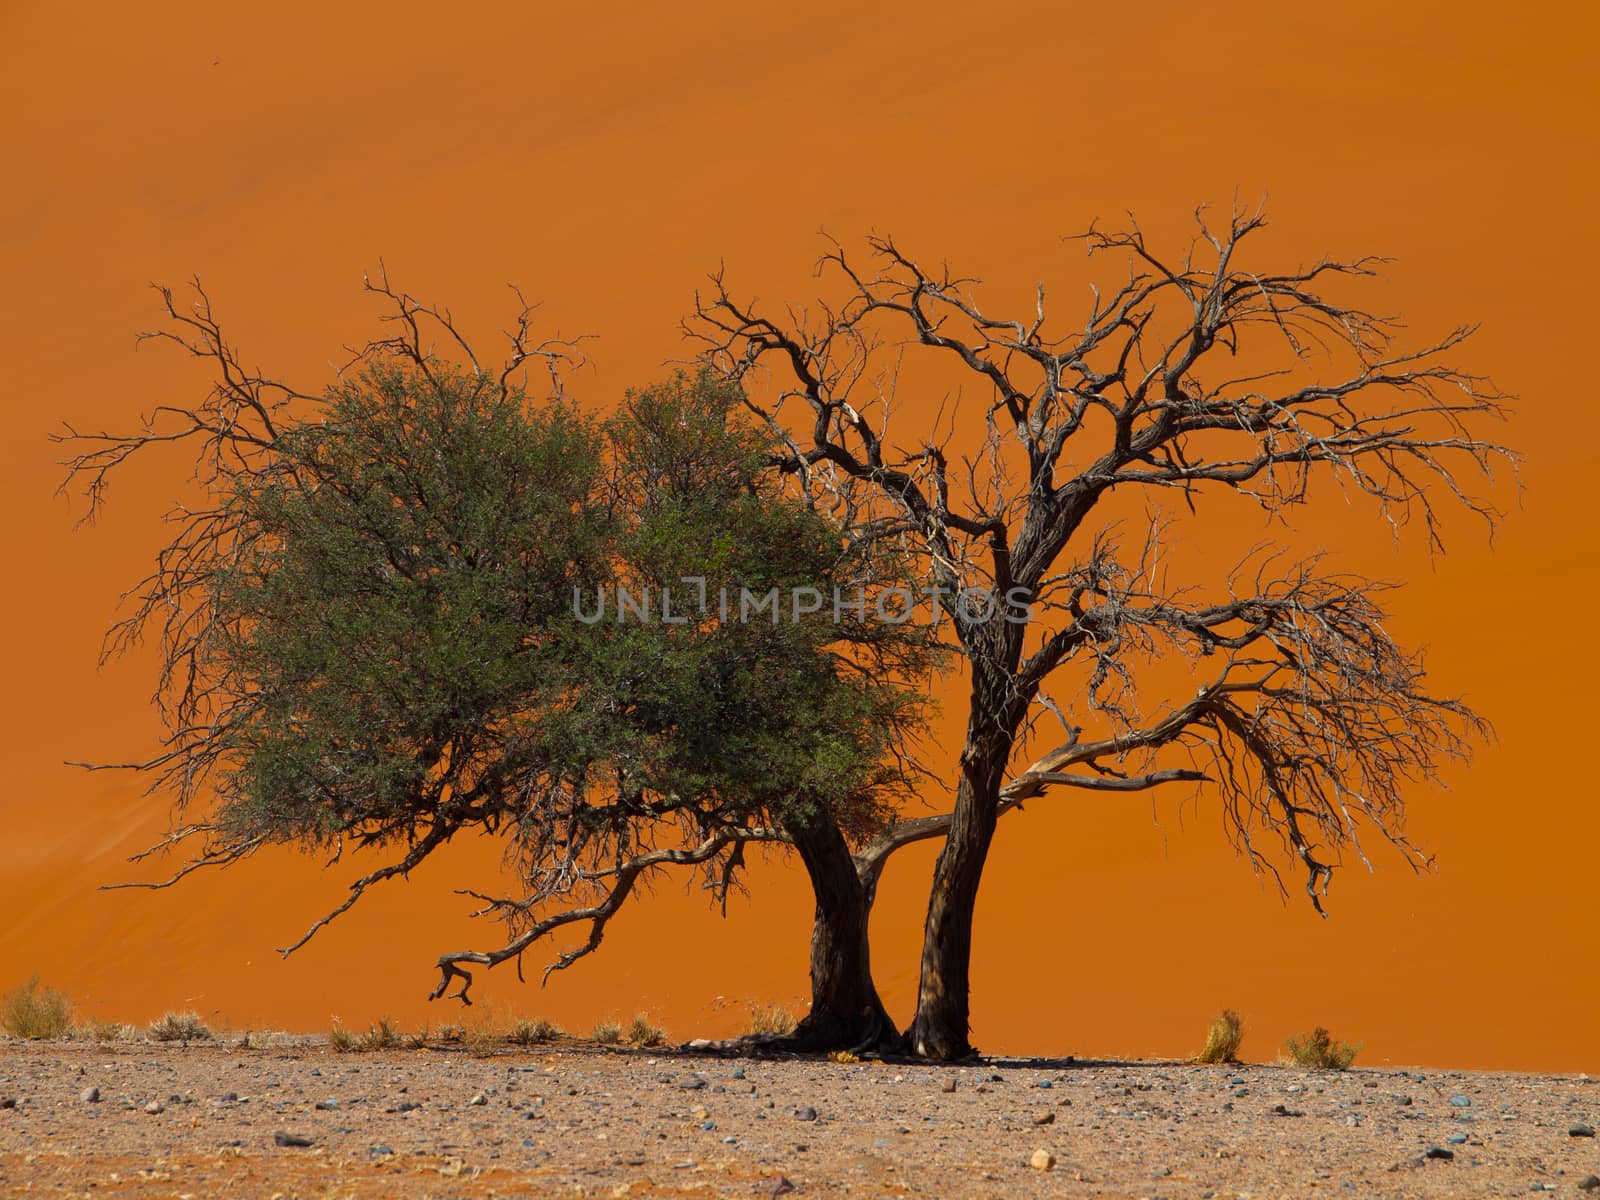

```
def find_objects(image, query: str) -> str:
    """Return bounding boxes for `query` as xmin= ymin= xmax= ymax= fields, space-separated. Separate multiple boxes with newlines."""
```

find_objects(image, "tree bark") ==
xmin=908 ymin=724 xmax=1011 ymax=1061
xmin=782 ymin=813 xmax=901 ymax=1053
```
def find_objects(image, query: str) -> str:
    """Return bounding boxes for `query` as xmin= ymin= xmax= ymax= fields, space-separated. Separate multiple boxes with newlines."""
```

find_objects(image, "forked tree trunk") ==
xmin=908 ymin=728 xmax=1011 ymax=1061
xmin=783 ymin=814 xmax=901 ymax=1053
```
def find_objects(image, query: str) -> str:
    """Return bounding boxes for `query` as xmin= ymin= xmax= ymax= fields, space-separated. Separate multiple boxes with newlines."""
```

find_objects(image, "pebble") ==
xmin=144 ymin=1101 xmax=164 ymax=1115
xmin=1576 ymin=1175 xmax=1599 ymax=1192
xmin=679 ymin=1077 xmax=707 ymax=1090
xmin=80 ymin=1087 xmax=99 ymax=1103
xmin=1424 ymin=1147 xmax=1454 ymax=1161
xmin=794 ymin=1106 xmax=818 ymax=1121
xmin=1033 ymin=1110 xmax=1055 ymax=1125
xmin=369 ymin=1145 xmax=394 ymax=1158
xmin=940 ymin=1077 xmax=957 ymax=1093
xmin=1448 ymin=1134 xmax=1468 ymax=1145
xmin=1030 ymin=1148 xmax=1055 ymax=1171
xmin=468 ymin=1092 xmax=488 ymax=1106
xmin=1449 ymin=1095 xmax=1471 ymax=1107
xmin=273 ymin=1131 xmax=314 ymax=1148
xmin=1571 ymin=1124 xmax=1596 ymax=1138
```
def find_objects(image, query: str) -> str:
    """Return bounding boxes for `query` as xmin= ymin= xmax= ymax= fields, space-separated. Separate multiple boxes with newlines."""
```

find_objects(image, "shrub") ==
xmin=746 ymin=1004 xmax=798 ymax=1037
xmin=147 ymin=1011 xmax=212 ymax=1043
xmin=509 ymin=1018 xmax=561 ymax=1046
xmin=463 ymin=1023 xmax=502 ymax=1058
xmin=591 ymin=1019 xmax=622 ymax=1045
xmin=828 ymin=1049 xmax=861 ymax=1064
xmin=1195 ymin=1009 xmax=1245 ymax=1064
xmin=1284 ymin=1026 xmax=1359 ymax=1070
xmin=330 ymin=1017 xmax=410 ymax=1053
xmin=78 ymin=1018 xmax=135 ymax=1042
xmin=1 ymin=976 xmax=73 ymax=1038
xmin=363 ymin=1017 xmax=399 ymax=1050
xmin=623 ymin=1012 xmax=665 ymax=1048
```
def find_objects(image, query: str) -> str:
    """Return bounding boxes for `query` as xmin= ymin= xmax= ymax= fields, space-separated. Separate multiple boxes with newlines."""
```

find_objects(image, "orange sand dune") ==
xmin=1 ymin=1 xmax=1596 ymax=1070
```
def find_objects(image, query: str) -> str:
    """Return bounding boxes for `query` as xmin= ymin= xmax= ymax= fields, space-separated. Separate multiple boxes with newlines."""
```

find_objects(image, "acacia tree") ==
xmin=689 ymin=204 xmax=1513 ymax=1059
xmin=59 ymin=278 xmax=938 ymax=1050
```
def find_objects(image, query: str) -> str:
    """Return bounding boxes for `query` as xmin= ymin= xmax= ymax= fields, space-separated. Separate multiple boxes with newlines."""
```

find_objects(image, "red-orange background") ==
xmin=1 ymin=1 xmax=1595 ymax=1071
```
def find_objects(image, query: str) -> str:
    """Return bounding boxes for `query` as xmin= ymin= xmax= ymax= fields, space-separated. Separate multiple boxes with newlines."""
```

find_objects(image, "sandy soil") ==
xmin=1 ymin=1037 xmax=1597 ymax=1198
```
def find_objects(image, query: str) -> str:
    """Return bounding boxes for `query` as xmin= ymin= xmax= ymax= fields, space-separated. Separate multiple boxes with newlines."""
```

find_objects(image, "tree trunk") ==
xmin=782 ymin=814 xmax=900 ymax=1053
xmin=908 ymin=730 xmax=1010 ymax=1061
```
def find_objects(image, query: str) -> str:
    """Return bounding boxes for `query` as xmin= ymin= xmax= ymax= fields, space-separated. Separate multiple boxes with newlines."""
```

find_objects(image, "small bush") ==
xmin=147 ymin=1011 xmax=211 ymax=1043
xmin=1284 ymin=1026 xmax=1359 ymax=1071
xmin=463 ymin=1023 xmax=502 ymax=1058
xmin=746 ymin=1004 xmax=798 ymax=1037
xmin=591 ymin=1019 xmax=622 ymax=1045
xmin=828 ymin=1049 xmax=861 ymax=1064
xmin=2 ymin=975 xmax=74 ymax=1039
xmin=509 ymin=1018 xmax=560 ymax=1046
xmin=330 ymin=1017 xmax=409 ymax=1053
xmin=623 ymin=1012 xmax=665 ymax=1048
xmin=437 ymin=1024 xmax=465 ymax=1043
xmin=1195 ymin=1009 xmax=1245 ymax=1064
xmin=78 ymin=1018 xmax=135 ymax=1042
xmin=402 ymin=1026 xmax=429 ymax=1050
xmin=364 ymin=1017 xmax=399 ymax=1051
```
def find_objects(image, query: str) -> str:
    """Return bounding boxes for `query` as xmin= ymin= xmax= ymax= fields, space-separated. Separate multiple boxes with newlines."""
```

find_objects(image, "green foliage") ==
xmin=87 ymin=322 xmax=942 ymax=986
xmin=211 ymin=360 xmax=612 ymax=849
xmin=1 ymin=975 xmax=73 ymax=1038
xmin=194 ymin=360 xmax=934 ymax=866
xmin=1284 ymin=1026 xmax=1359 ymax=1070
xmin=1195 ymin=1009 xmax=1244 ymax=1064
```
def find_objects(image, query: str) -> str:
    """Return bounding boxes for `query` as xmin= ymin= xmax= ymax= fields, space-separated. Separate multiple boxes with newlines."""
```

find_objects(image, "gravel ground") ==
xmin=2 ymin=1038 xmax=1597 ymax=1197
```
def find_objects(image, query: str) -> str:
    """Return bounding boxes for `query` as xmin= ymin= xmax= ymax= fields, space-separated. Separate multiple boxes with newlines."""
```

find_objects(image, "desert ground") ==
xmin=1 ymin=1037 xmax=1597 ymax=1199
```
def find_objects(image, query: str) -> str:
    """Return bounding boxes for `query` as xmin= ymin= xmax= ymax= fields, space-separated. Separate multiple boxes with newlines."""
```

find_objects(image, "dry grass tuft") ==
xmin=2 ymin=975 xmax=74 ymax=1039
xmin=622 ymin=1012 xmax=665 ymax=1048
xmin=364 ymin=1016 xmax=400 ymax=1050
xmin=329 ymin=1017 xmax=412 ymax=1053
xmin=1284 ymin=1026 xmax=1360 ymax=1070
xmin=509 ymin=1018 xmax=561 ymax=1046
xmin=591 ymin=1019 xmax=622 ymax=1045
xmin=78 ymin=1018 xmax=136 ymax=1042
xmin=147 ymin=1011 xmax=212 ymax=1043
xmin=1195 ymin=1009 xmax=1245 ymax=1064
xmin=828 ymin=1049 xmax=861 ymax=1064
xmin=746 ymin=1004 xmax=798 ymax=1037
